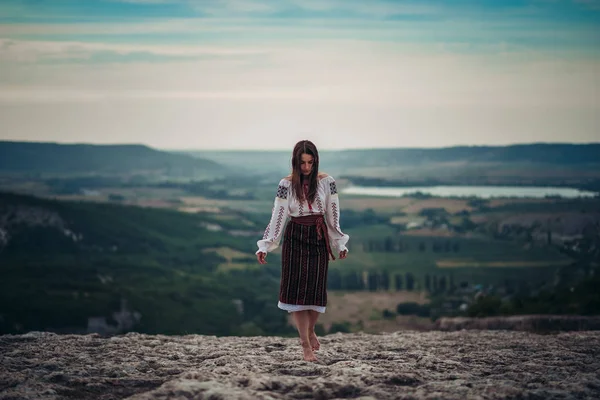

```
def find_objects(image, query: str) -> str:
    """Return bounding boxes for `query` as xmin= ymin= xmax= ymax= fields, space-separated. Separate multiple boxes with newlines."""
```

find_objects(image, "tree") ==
xmin=556 ymin=222 xmax=600 ymax=280
xmin=397 ymin=240 xmax=406 ymax=252
xmin=439 ymin=276 xmax=447 ymax=292
xmin=384 ymin=237 xmax=394 ymax=252
xmin=395 ymin=274 xmax=403 ymax=291
xmin=368 ymin=271 xmax=379 ymax=291
xmin=405 ymin=273 xmax=415 ymax=291
xmin=343 ymin=272 xmax=361 ymax=290
xmin=329 ymin=321 xmax=351 ymax=334
xmin=467 ymin=295 xmax=502 ymax=317
xmin=328 ymin=269 xmax=342 ymax=290
xmin=380 ymin=271 xmax=390 ymax=291
xmin=425 ymin=274 xmax=431 ymax=292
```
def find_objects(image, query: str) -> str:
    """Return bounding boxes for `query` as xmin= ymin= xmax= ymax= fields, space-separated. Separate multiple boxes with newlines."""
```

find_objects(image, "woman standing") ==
xmin=256 ymin=140 xmax=349 ymax=362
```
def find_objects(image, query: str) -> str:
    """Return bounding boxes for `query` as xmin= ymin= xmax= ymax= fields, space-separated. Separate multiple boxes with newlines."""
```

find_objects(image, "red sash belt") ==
xmin=290 ymin=214 xmax=336 ymax=260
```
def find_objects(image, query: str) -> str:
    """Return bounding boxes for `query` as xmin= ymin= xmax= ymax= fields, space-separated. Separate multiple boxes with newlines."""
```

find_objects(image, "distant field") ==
xmin=216 ymin=263 xmax=256 ymax=272
xmin=0 ymin=180 xmax=50 ymax=195
xmin=436 ymin=260 xmax=572 ymax=268
xmin=103 ymin=187 xmax=185 ymax=198
xmin=340 ymin=195 xmax=572 ymax=215
xmin=40 ymin=187 xmax=186 ymax=207
xmin=341 ymin=161 xmax=600 ymax=182
xmin=401 ymin=198 xmax=473 ymax=214
xmin=337 ymin=225 xmax=571 ymax=286
xmin=2 ymin=176 xmax=588 ymax=285
xmin=341 ymin=197 xmax=414 ymax=212
xmin=341 ymin=195 xmax=480 ymax=215
xmin=210 ymin=214 xmax=256 ymax=227
xmin=180 ymin=196 xmax=271 ymax=213
xmin=390 ymin=215 xmax=423 ymax=225
xmin=402 ymin=228 xmax=458 ymax=237
xmin=203 ymin=247 xmax=256 ymax=272
xmin=487 ymin=198 xmax=558 ymax=208
xmin=204 ymin=246 xmax=248 ymax=260
xmin=310 ymin=290 xmax=432 ymax=332
xmin=179 ymin=206 xmax=221 ymax=213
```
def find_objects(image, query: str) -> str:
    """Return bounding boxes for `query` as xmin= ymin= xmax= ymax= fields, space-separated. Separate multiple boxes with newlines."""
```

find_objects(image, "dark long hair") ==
xmin=290 ymin=140 xmax=319 ymax=203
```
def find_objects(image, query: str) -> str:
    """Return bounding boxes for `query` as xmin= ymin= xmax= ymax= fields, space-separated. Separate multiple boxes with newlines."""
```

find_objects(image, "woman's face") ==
xmin=300 ymin=153 xmax=314 ymax=176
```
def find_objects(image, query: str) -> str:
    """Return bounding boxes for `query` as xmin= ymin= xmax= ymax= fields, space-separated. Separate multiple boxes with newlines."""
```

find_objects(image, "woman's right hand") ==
xmin=256 ymin=252 xmax=267 ymax=264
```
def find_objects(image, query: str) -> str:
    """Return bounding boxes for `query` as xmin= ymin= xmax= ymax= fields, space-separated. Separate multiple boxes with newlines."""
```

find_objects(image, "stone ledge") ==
xmin=1 ymin=330 xmax=599 ymax=399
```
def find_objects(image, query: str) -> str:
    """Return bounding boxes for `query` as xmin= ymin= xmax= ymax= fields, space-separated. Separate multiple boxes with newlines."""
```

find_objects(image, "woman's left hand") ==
xmin=339 ymin=250 xmax=348 ymax=259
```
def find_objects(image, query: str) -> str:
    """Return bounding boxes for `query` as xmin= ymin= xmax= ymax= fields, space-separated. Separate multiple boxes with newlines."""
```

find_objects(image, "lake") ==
xmin=341 ymin=185 xmax=598 ymax=199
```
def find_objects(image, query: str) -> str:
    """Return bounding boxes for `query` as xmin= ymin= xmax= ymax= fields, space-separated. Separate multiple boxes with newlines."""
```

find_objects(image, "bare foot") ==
xmin=309 ymin=331 xmax=320 ymax=351
xmin=301 ymin=342 xmax=318 ymax=362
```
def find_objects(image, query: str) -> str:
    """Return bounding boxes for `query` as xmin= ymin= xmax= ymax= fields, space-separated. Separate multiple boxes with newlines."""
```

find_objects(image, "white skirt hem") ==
xmin=278 ymin=301 xmax=326 ymax=313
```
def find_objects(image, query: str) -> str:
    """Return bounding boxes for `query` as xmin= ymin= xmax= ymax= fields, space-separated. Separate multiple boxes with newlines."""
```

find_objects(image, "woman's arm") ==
xmin=324 ymin=176 xmax=349 ymax=256
xmin=256 ymin=179 xmax=290 ymax=256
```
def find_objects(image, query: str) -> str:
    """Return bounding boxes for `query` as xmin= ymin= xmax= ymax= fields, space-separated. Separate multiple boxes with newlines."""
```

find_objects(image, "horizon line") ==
xmin=2 ymin=139 xmax=600 ymax=152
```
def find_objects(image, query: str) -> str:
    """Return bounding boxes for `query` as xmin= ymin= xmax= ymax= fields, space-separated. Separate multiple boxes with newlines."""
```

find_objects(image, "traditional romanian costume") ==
xmin=257 ymin=175 xmax=349 ymax=313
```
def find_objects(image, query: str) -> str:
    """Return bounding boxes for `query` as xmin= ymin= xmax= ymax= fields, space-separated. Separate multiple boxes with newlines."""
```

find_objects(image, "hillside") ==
xmin=1 ymin=330 xmax=599 ymax=399
xmin=180 ymin=143 xmax=600 ymax=190
xmin=0 ymin=191 xmax=288 ymax=337
xmin=183 ymin=143 xmax=600 ymax=169
xmin=4 ymin=141 xmax=596 ymax=180
xmin=334 ymin=143 xmax=600 ymax=166
xmin=0 ymin=141 xmax=225 ymax=177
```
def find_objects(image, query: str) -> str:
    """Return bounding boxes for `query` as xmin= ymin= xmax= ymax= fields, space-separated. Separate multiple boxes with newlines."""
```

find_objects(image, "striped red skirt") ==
xmin=279 ymin=215 xmax=333 ymax=307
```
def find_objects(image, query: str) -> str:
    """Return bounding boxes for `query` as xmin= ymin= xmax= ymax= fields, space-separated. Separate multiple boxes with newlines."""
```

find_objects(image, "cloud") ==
xmin=1 ymin=16 xmax=597 ymax=58
xmin=101 ymin=0 xmax=600 ymax=19
xmin=0 ymin=38 xmax=271 ymax=63
xmin=1 ymin=40 xmax=597 ymax=110
xmin=182 ymin=0 xmax=286 ymax=16
xmin=116 ymin=0 xmax=175 ymax=3
xmin=573 ymin=0 xmax=600 ymax=9
xmin=0 ymin=0 xmax=597 ymax=56
xmin=187 ymin=0 xmax=441 ymax=18
xmin=286 ymin=0 xmax=441 ymax=17
xmin=0 ymin=19 xmax=231 ymax=35
xmin=0 ymin=0 xmax=598 ymax=149
xmin=2 ymin=94 xmax=598 ymax=150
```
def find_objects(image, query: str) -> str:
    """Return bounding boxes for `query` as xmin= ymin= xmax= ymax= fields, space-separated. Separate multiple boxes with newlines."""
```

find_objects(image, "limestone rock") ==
xmin=1 ymin=330 xmax=599 ymax=399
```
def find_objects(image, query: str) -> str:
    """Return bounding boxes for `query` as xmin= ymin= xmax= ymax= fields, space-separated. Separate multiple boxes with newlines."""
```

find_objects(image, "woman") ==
xmin=256 ymin=140 xmax=349 ymax=362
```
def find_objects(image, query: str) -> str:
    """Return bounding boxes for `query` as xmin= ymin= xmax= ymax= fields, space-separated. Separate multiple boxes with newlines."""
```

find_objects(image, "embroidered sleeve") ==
xmin=324 ymin=176 xmax=349 ymax=254
xmin=256 ymin=179 xmax=290 ymax=254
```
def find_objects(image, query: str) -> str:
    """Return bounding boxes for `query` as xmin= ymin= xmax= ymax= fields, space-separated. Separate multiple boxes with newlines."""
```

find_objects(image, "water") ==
xmin=341 ymin=185 xmax=598 ymax=199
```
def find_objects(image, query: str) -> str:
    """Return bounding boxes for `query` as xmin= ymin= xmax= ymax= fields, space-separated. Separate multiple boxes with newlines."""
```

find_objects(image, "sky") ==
xmin=0 ymin=0 xmax=598 ymax=150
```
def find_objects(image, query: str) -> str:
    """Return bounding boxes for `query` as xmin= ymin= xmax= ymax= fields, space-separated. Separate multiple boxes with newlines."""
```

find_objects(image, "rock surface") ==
xmin=435 ymin=315 xmax=600 ymax=332
xmin=1 ymin=330 xmax=600 ymax=399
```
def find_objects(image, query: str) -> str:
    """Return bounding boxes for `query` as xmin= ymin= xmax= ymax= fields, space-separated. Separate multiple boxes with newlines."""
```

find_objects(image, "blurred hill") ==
xmin=182 ymin=143 xmax=600 ymax=175
xmin=0 ymin=191 xmax=287 ymax=337
xmin=0 ymin=141 xmax=225 ymax=179
xmin=182 ymin=144 xmax=600 ymax=194
xmin=332 ymin=143 xmax=600 ymax=165
xmin=1 ymin=141 xmax=599 ymax=338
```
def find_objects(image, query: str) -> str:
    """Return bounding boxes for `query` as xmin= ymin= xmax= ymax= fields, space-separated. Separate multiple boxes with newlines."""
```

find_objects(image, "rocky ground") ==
xmin=1 ymin=330 xmax=600 ymax=400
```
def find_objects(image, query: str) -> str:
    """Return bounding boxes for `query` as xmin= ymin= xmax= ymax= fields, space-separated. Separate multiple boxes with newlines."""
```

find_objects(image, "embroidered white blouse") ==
xmin=256 ymin=175 xmax=349 ymax=255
